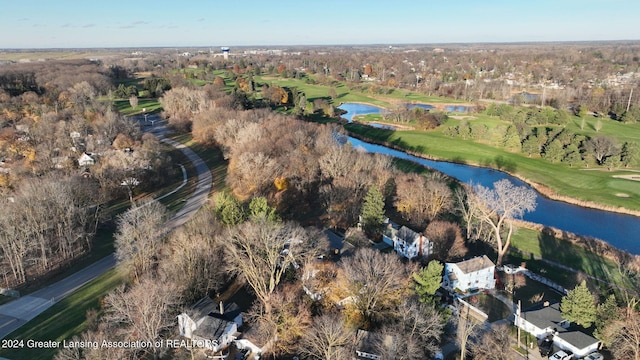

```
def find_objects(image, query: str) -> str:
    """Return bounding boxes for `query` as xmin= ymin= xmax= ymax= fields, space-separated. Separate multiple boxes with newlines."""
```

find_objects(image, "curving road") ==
xmin=0 ymin=117 xmax=212 ymax=340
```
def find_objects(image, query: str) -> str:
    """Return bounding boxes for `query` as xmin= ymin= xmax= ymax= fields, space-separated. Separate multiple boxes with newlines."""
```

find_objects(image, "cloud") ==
xmin=197 ymin=18 xmax=205 ymax=22
xmin=119 ymin=20 xmax=149 ymax=29
xmin=82 ymin=24 xmax=95 ymax=28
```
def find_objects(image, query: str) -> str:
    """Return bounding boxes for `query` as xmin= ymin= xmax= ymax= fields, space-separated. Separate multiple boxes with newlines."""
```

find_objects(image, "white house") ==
xmin=177 ymin=297 xmax=242 ymax=353
xmin=442 ymin=255 xmax=496 ymax=292
xmin=78 ymin=153 xmax=95 ymax=166
xmin=514 ymin=301 xmax=600 ymax=358
xmin=382 ymin=224 xmax=432 ymax=259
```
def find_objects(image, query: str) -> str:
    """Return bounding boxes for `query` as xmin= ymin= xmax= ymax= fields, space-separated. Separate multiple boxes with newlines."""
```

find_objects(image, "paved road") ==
xmin=0 ymin=118 xmax=212 ymax=340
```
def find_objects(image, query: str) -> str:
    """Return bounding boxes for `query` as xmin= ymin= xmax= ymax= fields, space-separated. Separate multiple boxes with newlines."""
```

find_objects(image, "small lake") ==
xmin=339 ymin=103 xmax=640 ymax=254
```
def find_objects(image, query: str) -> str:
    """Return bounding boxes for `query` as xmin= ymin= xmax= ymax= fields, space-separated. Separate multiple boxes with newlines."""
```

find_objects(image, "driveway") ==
xmin=0 ymin=118 xmax=212 ymax=339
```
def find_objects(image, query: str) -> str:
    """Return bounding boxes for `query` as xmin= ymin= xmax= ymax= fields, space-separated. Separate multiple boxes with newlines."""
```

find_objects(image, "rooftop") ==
xmin=521 ymin=302 xmax=599 ymax=350
xmin=451 ymin=255 xmax=494 ymax=274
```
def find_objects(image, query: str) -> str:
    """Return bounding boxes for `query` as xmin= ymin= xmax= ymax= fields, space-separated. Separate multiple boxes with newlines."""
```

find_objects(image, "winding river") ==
xmin=339 ymin=103 xmax=640 ymax=254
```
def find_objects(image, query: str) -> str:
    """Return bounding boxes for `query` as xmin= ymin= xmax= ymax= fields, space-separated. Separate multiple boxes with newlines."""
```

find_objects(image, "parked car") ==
xmin=584 ymin=353 xmax=604 ymax=360
xmin=549 ymin=350 xmax=572 ymax=360
xmin=433 ymin=352 xmax=444 ymax=360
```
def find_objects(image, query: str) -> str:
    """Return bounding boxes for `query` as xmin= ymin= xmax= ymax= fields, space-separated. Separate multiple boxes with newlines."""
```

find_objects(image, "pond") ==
xmin=338 ymin=103 xmax=640 ymax=254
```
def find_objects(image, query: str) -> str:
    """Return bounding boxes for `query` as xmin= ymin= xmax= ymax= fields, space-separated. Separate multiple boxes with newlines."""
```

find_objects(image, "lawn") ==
xmin=0 ymin=268 xmax=126 ymax=360
xmin=509 ymin=227 xmax=633 ymax=290
xmin=470 ymin=293 xmax=512 ymax=322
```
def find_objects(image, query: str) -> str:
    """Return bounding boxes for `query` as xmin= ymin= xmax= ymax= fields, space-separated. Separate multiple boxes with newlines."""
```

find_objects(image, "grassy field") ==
xmin=0 ymin=268 xmax=126 ymax=360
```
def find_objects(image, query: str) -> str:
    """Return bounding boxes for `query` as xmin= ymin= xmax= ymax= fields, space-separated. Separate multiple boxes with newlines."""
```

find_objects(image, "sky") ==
xmin=1 ymin=0 xmax=639 ymax=48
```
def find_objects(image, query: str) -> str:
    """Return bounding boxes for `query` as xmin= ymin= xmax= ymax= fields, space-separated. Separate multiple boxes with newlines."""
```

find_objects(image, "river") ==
xmin=339 ymin=103 xmax=640 ymax=254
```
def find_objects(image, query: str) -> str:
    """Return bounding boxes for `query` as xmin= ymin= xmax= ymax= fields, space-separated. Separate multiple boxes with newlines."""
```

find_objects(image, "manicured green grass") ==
xmin=0 ymin=268 xmax=126 ymax=360
xmin=113 ymin=98 xmax=162 ymax=116
xmin=345 ymin=121 xmax=640 ymax=211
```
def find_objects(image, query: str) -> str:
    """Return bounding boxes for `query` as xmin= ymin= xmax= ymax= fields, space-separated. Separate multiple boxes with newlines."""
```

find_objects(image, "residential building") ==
xmin=78 ymin=153 xmax=95 ymax=166
xmin=514 ymin=301 xmax=600 ymax=358
xmin=382 ymin=223 xmax=432 ymax=259
xmin=442 ymin=255 xmax=496 ymax=292
xmin=177 ymin=297 xmax=242 ymax=353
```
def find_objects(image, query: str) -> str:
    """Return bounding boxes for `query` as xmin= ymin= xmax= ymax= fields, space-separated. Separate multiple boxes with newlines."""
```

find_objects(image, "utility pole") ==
xmin=627 ymin=87 xmax=634 ymax=112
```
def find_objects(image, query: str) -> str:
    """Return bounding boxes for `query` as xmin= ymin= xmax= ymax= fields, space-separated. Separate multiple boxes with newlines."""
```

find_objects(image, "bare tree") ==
xmin=247 ymin=285 xmax=312 ymax=357
xmin=383 ymin=299 xmax=444 ymax=359
xmin=300 ymin=314 xmax=355 ymax=360
xmin=456 ymin=306 xmax=482 ymax=360
xmin=160 ymin=209 xmax=226 ymax=303
xmin=395 ymin=173 xmax=453 ymax=228
xmin=128 ymin=95 xmax=138 ymax=110
xmin=103 ymin=277 xmax=178 ymax=358
xmin=601 ymin=308 xmax=640 ymax=360
xmin=470 ymin=179 xmax=537 ymax=265
xmin=225 ymin=220 xmax=320 ymax=314
xmin=471 ymin=323 xmax=511 ymax=360
xmin=340 ymin=248 xmax=414 ymax=327
xmin=425 ymin=220 xmax=468 ymax=261
xmin=114 ymin=200 xmax=167 ymax=282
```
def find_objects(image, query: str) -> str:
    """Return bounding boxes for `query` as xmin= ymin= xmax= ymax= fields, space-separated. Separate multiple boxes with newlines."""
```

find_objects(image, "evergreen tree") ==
xmin=213 ymin=192 xmax=246 ymax=225
xmin=561 ymin=280 xmax=597 ymax=328
xmin=414 ymin=260 xmax=444 ymax=304
xmin=360 ymin=185 xmax=385 ymax=237
xmin=594 ymin=294 xmax=620 ymax=341
xmin=249 ymin=196 xmax=280 ymax=222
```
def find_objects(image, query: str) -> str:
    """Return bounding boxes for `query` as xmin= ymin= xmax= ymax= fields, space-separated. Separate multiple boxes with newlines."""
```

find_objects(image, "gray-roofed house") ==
xmin=382 ymin=223 xmax=432 ymax=259
xmin=514 ymin=301 xmax=600 ymax=358
xmin=442 ymin=255 xmax=496 ymax=292
xmin=177 ymin=297 xmax=243 ymax=353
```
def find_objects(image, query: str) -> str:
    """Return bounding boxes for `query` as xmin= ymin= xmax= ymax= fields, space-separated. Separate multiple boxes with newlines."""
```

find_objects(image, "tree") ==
xmin=360 ymin=185 xmax=385 ymax=236
xmin=340 ymin=248 xmax=413 ymax=327
xmin=395 ymin=173 xmax=453 ymax=229
xmin=248 ymin=285 xmax=312 ymax=357
xmin=377 ymin=300 xmax=445 ymax=360
xmin=586 ymin=135 xmax=617 ymax=165
xmin=470 ymin=179 xmax=537 ymax=265
xmin=300 ymin=314 xmax=354 ymax=360
xmin=594 ymin=294 xmax=620 ymax=341
xmin=621 ymin=141 xmax=640 ymax=167
xmin=471 ymin=323 xmax=511 ymax=360
xmin=213 ymin=191 xmax=247 ymax=225
xmin=103 ymin=277 xmax=178 ymax=358
xmin=561 ymin=280 xmax=597 ymax=328
xmin=600 ymin=308 xmax=640 ymax=360
xmin=457 ymin=306 xmax=482 ymax=360
xmin=225 ymin=220 xmax=320 ymax=314
xmin=249 ymin=196 xmax=280 ymax=222
xmin=413 ymin=260 xmax=444 ymax=304
xmin=114 ymin=200 xmax=167 ymax=282
xmin=543 ymin=139 xmax=564 ymax=163
xmin=425 ymin=220 xmax=468 ymax=261
xmin=128 ymin=95 xmax=138 ymax=109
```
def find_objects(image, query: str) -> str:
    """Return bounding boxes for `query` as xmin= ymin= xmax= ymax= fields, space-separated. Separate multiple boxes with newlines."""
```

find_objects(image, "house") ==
xmin=442 ymin=255 xmax=496 ymax=293
xmin=514 ymin=301 xmax=600 ymax=358
xmin=355 ymin=329 xmax=396 ymax=360
xmin=78 ymin=153 xmax=95 ymax=167
xmin=382 ymin=223 xmax=432 ymax=259
xmin=177 ymin=297 xmax=242 ymax=353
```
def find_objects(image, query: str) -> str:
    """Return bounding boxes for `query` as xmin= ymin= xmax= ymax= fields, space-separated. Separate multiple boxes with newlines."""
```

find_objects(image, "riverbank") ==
xmin=345 ymin=126 xmax=640 ymax=218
